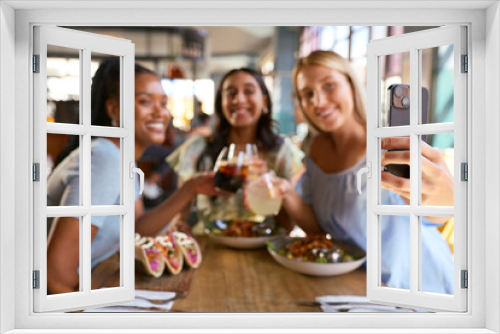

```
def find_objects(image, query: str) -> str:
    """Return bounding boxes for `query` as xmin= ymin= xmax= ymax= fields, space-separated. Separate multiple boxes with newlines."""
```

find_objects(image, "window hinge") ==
xmin=461 ymin=162 xmax=468 ymax=181
xmin=461 ymin=270 xmax=468 ymax=289
xmin=33 ymin=54 xmax=40 ymax=73
xmin=33 ymin=270 xmax=40 ymax=289
xmin=461 ymin=54 xmax=468 ymax=73
xmin=33 ymin=163 xmax=40 ymax=182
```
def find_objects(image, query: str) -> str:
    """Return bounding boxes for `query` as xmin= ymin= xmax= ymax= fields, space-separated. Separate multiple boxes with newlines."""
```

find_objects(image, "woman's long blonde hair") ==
xmin=292 ymin=50 xmax=367 ymax=133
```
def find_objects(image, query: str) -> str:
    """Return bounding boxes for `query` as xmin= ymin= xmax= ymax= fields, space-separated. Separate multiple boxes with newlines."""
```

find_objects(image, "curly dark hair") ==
xmin=54 ymin=58 xmax=156 ymax=167
xmin=196 ymin=68 xmax=283 ymax=170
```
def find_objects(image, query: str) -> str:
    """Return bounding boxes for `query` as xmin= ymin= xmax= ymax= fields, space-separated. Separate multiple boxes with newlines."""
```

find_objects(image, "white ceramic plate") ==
xmin=267 ymin=237 xmax=366 ymax=276
xmin=205 ymin=219 xmax=285 ymax=249
xmin=206 ymin=232 xmax=281 ymax=249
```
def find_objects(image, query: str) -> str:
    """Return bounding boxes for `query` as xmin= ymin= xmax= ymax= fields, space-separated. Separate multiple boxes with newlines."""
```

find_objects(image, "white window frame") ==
xmin=33 ymin=25 xmax=136 ymax=312
xmin=1 ymin=2 xmax=499 ymax=333
xmin=365 ymin=26 xmax=467 ymax=312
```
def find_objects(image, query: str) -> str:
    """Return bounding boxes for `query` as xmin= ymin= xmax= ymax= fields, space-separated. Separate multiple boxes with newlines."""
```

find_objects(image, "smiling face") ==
xmin=296 ymin=64 xmax=356 ymax=133
xmin=134 ymin=73 xmax=171 ymax=147
xmin=221 ymin=71 xmax=268 ymax=130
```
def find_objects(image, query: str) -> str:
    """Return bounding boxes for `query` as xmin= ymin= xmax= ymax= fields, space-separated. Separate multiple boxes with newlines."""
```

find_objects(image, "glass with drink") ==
xmin=213 ymin=144 xmax=257 ymax=193
xmin=244 ymin=172 xmax=283 ymax=216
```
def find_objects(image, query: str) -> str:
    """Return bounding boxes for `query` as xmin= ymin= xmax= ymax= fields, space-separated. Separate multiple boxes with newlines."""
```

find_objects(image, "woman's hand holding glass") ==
xmin=244 ymin=172 xmax=285 ymax=216
xmin=380 ymin=137 xmax=454 ymax=223
xmin=185 ymin=171 xmax=224 ymax=197
xmin=213 ymin=143 xmax=264 ymax=193
xmin=246 ymin=145 xmax=268 ymax=180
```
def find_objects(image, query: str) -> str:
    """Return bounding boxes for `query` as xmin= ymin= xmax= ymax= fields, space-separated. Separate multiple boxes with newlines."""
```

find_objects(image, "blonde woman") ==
xmin=276 ymin=50 xmax=454 ymax=294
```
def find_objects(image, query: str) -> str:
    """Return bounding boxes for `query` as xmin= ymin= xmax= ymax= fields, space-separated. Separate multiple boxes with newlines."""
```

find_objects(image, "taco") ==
xmin=171 ymin=231 xmax=202 ymax=268
xmin=153 ymin=233 xmax=184 ymax=275
xmin=134 ymin=234 xmax=165 ymax=278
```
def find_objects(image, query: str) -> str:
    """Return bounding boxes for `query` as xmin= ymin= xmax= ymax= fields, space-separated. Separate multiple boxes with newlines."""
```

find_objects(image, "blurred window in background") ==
xmin=161 ymin=78 xmax=214 ymax=131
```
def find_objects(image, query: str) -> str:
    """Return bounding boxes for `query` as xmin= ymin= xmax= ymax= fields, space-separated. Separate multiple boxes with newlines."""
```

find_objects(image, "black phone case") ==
xmin=385 ymin=84 xmax=429 ymax=179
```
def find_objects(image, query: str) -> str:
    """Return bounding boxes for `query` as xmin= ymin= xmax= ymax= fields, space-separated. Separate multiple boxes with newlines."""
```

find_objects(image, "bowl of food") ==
xmin=205 ymin=218 xmax=286 ymax=249
xmin=267 ymin=235 xmax=366 ymax=276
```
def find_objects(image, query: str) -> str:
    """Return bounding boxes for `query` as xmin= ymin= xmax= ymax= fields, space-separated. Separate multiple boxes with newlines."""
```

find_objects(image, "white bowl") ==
xmin=267 ymin=237 xmax=366 ymax=276
xmin=205 ymin=219 xmax=285 ymax=249
xmin=206 ymin=232 xmax=281 ymax=249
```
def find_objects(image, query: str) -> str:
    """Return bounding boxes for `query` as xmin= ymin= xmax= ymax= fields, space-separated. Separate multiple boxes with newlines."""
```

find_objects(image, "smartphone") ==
xmin=384 ymin=84 xmax=429 ymax=178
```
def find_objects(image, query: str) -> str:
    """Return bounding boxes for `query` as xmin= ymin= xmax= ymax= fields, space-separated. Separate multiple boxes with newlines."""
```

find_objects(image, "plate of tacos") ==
xmin=267 ymin=234 xmax=366 ymax=276
xmin=205 ymin=218 xmax=286 ymax=249
xmin=134 ymin=231 xmax=202 ymax=277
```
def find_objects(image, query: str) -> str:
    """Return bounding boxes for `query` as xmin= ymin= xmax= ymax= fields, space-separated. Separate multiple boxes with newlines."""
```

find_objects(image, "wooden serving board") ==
xmin=91 ymin=237 xmax=207 ymax=293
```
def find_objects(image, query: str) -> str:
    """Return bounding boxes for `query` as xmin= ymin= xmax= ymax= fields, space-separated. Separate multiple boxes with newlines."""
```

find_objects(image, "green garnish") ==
xmin=212 ymin=229 xmax=223 ymax=235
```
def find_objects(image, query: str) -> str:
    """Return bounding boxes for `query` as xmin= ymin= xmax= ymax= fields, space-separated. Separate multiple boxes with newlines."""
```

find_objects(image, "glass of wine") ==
xmin=213 ymin=144 xmax=258 ymax=193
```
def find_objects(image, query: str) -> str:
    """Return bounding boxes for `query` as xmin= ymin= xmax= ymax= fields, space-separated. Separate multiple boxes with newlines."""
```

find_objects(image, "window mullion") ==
xmin=373 ymin=123 xmax=454 ymax=138
xmin=121 ymin=52 xmax=135 ymax=292
xmin=89 ymin=205 xmax=129 ymax=216
xmin=409 ymin=47 xmax=420 ymax=295
xmin=46 ymin=206 xmax=90 ymax=217
xmin=81 ymin=48 xmax=92 ymax=294
xmin=45 ymin=123 xmax=130 ymax=137
xmin=372 ymin=205 xmax=454 ymax=217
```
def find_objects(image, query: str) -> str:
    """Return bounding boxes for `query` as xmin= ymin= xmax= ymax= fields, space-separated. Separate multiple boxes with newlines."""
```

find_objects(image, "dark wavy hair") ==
xmin=196 ymin=68 xmax=282 ymax=170
xmin=54 ymin=59 xmax=156 ymax=167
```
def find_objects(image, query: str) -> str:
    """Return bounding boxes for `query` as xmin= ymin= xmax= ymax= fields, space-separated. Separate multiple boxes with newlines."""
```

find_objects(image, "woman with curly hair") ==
xmin=46 ymin=59 xmax=220 ymax=294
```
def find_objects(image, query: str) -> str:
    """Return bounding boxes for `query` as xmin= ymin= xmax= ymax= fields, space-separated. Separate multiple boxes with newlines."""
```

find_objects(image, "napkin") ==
xmin=316 ymin=295 xmax=422 ymax=313
xmin=83 ymin=289 xmax=176 ymax=312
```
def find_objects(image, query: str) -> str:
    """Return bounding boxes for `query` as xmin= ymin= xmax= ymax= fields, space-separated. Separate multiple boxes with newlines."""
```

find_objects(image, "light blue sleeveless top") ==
xmin=296 ymin=156 xmax=454 ymax=294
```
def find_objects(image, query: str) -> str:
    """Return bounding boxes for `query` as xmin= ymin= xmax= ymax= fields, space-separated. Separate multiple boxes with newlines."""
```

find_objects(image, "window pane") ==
xmin=91 ymin=215 xmax=121 ymax=291
xmin=380 ymin=215 xmax=410 ymax=291
xmin=421 ymin=45 xmax=454 ymax=127
xmin=420 ymin=133 xmax=454 ymax=206
xmin=319 ymin=26 xmax=335 ymax=50
xmin=47 ymin=45 xmax=80 ymax=125
xmin=90 ymin=53 xmax=121 ymax=127
xmin=333 ymin=39 xmax=349 ymax=59
xmin=47 ymin=216 xmax=81 ymax=295
xmin=91 ymin=136 xmax=121 ymax=205
xmin=420 ymin=216 xmax=454 ymax=295
xmin=350 ymin=27 xmax=369 ymax=59
xmin=169 ymin=79 xmax=194 ymax=131
xmin=47 ymin=134 xmax=80 ymax=206
xmin=380 ymin=136 xmax=410 ymax=205
xmin=335 ymin=26 xmax=350 ymax=39
xmin=380 ymin=51 xmax=411 ymax=127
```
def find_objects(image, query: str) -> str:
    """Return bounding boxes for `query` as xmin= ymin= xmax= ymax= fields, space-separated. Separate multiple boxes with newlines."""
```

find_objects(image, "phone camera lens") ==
xmin=394 ymin=86 xmax=403 ymax=97
xmin=402 ymin=96 xmax=410 ymax=108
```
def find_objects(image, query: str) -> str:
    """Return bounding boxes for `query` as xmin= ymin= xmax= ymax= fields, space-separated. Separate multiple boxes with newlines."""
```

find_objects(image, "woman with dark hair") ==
xmin=167 ymin=68 xmax=304 ymax=228
xmin=46 ymin=59 xmax=220 ymax=294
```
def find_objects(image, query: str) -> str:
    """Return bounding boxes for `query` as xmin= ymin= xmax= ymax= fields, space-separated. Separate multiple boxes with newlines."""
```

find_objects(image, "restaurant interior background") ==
xmin=46 ymin=25 xmax=455 ymax=211
xmin=42 ymin=25 xmax=460 ymax=313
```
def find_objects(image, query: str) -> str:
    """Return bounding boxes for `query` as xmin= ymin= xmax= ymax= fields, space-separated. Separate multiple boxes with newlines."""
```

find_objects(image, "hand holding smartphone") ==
xmin=384 ymin=84 xmax=429 ymax=178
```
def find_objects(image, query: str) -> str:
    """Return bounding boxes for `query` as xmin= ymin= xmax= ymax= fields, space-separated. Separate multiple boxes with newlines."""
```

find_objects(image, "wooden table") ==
xmin=92 ymin=236 xmax=367 ymax=312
